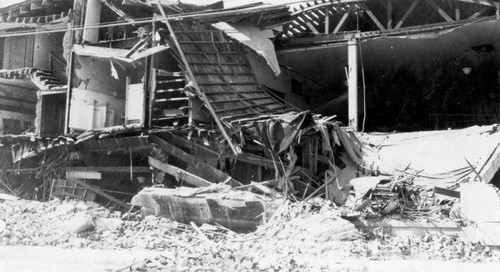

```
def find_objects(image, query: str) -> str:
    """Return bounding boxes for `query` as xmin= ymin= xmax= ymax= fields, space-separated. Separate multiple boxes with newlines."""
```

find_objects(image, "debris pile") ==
xmin=2 ymin=194 xmax=500 ymax=271
xmin=350 ymin=233 xmax=495 ymax=262
xmin=349 ymin=175 xmax=458 ymax=219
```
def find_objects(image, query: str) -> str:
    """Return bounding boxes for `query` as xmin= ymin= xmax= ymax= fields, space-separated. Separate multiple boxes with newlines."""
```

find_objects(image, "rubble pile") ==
xmin=349 ymin=175 xmax=458 ymax=219
xmin=2 ymin=195 xmax=499 ymax=271
xmin=350 ymin=233 xmax=495 ymax=262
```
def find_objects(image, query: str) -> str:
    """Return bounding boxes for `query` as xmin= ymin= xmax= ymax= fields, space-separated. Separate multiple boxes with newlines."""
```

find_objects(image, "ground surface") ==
xmin=1 ymin=198 xmax=500 ymax=271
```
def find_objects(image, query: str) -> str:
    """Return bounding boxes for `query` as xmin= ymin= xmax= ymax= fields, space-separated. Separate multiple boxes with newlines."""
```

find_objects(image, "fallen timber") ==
xmin=3 ymin=124 xmax=500 ymax=235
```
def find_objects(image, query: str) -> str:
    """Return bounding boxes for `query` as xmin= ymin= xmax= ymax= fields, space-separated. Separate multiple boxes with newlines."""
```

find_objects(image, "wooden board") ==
xmin=148 ymin=156 xmax=213 ymax=187
xmin=150 ymin=134 xmax=242 ymax=187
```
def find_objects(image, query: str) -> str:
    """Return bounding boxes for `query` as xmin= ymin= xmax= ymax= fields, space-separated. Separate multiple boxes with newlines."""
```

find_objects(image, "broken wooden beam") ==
xmin=149 ymin=134 xmax=242 ymax=187
xmin=148 ymin=156 xmax=213 ymax=187
xmin=61 ymin=178 xmax=131 ymax=210
xmin=434 ymin=187 xmax=460 ymax=198
xmin=65 ymin=166 xmax=151 ymax=173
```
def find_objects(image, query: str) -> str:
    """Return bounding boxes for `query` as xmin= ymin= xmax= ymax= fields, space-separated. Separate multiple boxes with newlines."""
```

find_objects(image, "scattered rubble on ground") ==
xmin=1 ymin=193 xmax=499 ymax=271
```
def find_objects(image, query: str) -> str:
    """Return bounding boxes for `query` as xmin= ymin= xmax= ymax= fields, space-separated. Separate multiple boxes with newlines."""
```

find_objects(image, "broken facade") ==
xmin=0 ymin=0 xmax=500 ymax=236
xmin=0 ymin=1 xmax=351 ymax=212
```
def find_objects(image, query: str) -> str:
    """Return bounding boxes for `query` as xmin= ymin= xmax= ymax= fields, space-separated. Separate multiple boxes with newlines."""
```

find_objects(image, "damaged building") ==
xmin=1 ymin=0 xmax=500 ymax=238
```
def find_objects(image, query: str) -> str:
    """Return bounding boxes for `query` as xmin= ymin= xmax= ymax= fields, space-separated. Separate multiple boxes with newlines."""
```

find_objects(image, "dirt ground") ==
xmin=1 ymin=198 xmax=500 ymax=271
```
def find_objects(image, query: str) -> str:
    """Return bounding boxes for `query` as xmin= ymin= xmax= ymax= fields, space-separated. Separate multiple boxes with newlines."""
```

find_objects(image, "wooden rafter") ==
xmin=292 ymin=18 xmax=308 ymax=31
xmin=394 ymin=0 xmax=420 ymax=30
xmin=333 ymin=6 xmax=353 ymax=33
xmin=359 ymin=3 xmax=386 ymax=30
xmin=291 ymin=10 xmax=322 ymax=34
xmin=290 ymin=0 xmax=364 ymax=16
xmin=306 ymin=22 xmax=320 ymax=33
xmin=386 ymin=0 xmax=393 ymax=29
xmin=468 ymin=6 xmax=489 ymax=19
xmin=455 ymin=0 xmax=498 ymax=7
xmin=425 ymin=0 xmax=454 ymax=22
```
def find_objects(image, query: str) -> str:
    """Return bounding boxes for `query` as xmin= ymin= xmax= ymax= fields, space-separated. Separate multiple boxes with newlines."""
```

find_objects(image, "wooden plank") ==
xmin=306 ymin=22 xmax=320 ymax=34
xmin=155 ymin=97 xmax=189 ymax=102
xmin=395 ymin=0 xmax=420 ymax=29
xmin=66 ymin=171 xmax=101 ymax=180
xmin=149 ymin=156 xmax=213 ymax=187
xmin=65 ymin=167 xmax=150 ymax=173
xmin=156 ymin=88 xmax=184 ymax=93
xmin=71 ymin=178 xmax=131 ymax=209
xmin=149 ymin=134 xmax=242 ymax=187
xmin=197 ymin=82 xmax=257 ymax=86
xmin=204 ymin=90 xmax=264 ymax=95
xmin=193 ymin=72 xmax=254 ymax=76
xmin=290 ymin=1 xmax=359 ymax=16
xmin=156 ymin=70 xmax=184 ymax=77
xmin=179 ymin=41 xmax=239 ymax=44
xmin=155 ymin=131 xmax=220 ymax=158
xmin=166 ymin=20 xmax=240 ymax=156
xmin=190 ymin=62 xmax=250 ymax=66
xmin=184 ymin=51 xmax=244 ymax=55
xmin=215 ymin=101 xmax=277 ymax=114
xmin=153 ymin=116 xmax=189 ymax=121
xmin=238 ymin=152 xmax=276 ymax=169
xmin=157 ymin=78 xmax=184 ymax=84
xmin=434 ymin=187 xmax=460 ymax=198
xmin=455 ymin=0 xmax=496 ymax=7
xmin=221 ymin=106 xmax=288 ymax=121
xmin=211 ymin=96 xmax=270 ymax=103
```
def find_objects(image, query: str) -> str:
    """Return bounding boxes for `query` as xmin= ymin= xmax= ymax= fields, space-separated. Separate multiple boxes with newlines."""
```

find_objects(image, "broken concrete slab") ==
xmin=460 ymin=182 xmax=500 ymax=222
xmin=465 ymin=222 xmax=500 ymax=249
xmin=131 ymin=186 xmax=280 ymax=232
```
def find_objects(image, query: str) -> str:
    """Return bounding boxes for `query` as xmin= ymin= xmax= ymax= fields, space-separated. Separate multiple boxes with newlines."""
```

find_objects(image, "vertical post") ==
xmin=386 ymin=0 xmax=393 ymax=29
xmin=144 ymin=56 xmax=152 ymax=130
xmin=496 ymin=3 xmax=499 ymax=21
xmin=348 ymin=37 xmax=358 ymax=130
xmin=82 ymin=0 xmax=102 ymax=43
xmin=324 ymin=6 xmax=330 ymax=34
xmin=64 ymin=23 xmax=74 ymax=135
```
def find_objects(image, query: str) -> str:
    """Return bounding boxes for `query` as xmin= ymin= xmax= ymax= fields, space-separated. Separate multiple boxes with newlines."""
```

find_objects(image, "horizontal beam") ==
xmin=65 ymin=166 xmax=151 ymax=173
xmin=455 ymin=0 xmax=499 ymax=7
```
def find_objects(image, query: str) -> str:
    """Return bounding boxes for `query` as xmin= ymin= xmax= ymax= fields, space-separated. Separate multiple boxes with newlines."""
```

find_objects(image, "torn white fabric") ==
xmin=357 ymin=125 xmax=500 ymax=187
xmin=212 ymin=22 xmax=281 ymax=77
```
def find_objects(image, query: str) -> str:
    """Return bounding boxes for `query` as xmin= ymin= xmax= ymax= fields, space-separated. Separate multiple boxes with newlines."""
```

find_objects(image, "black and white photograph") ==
xmin=1 ymin=0 xmax=500 ymax=271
